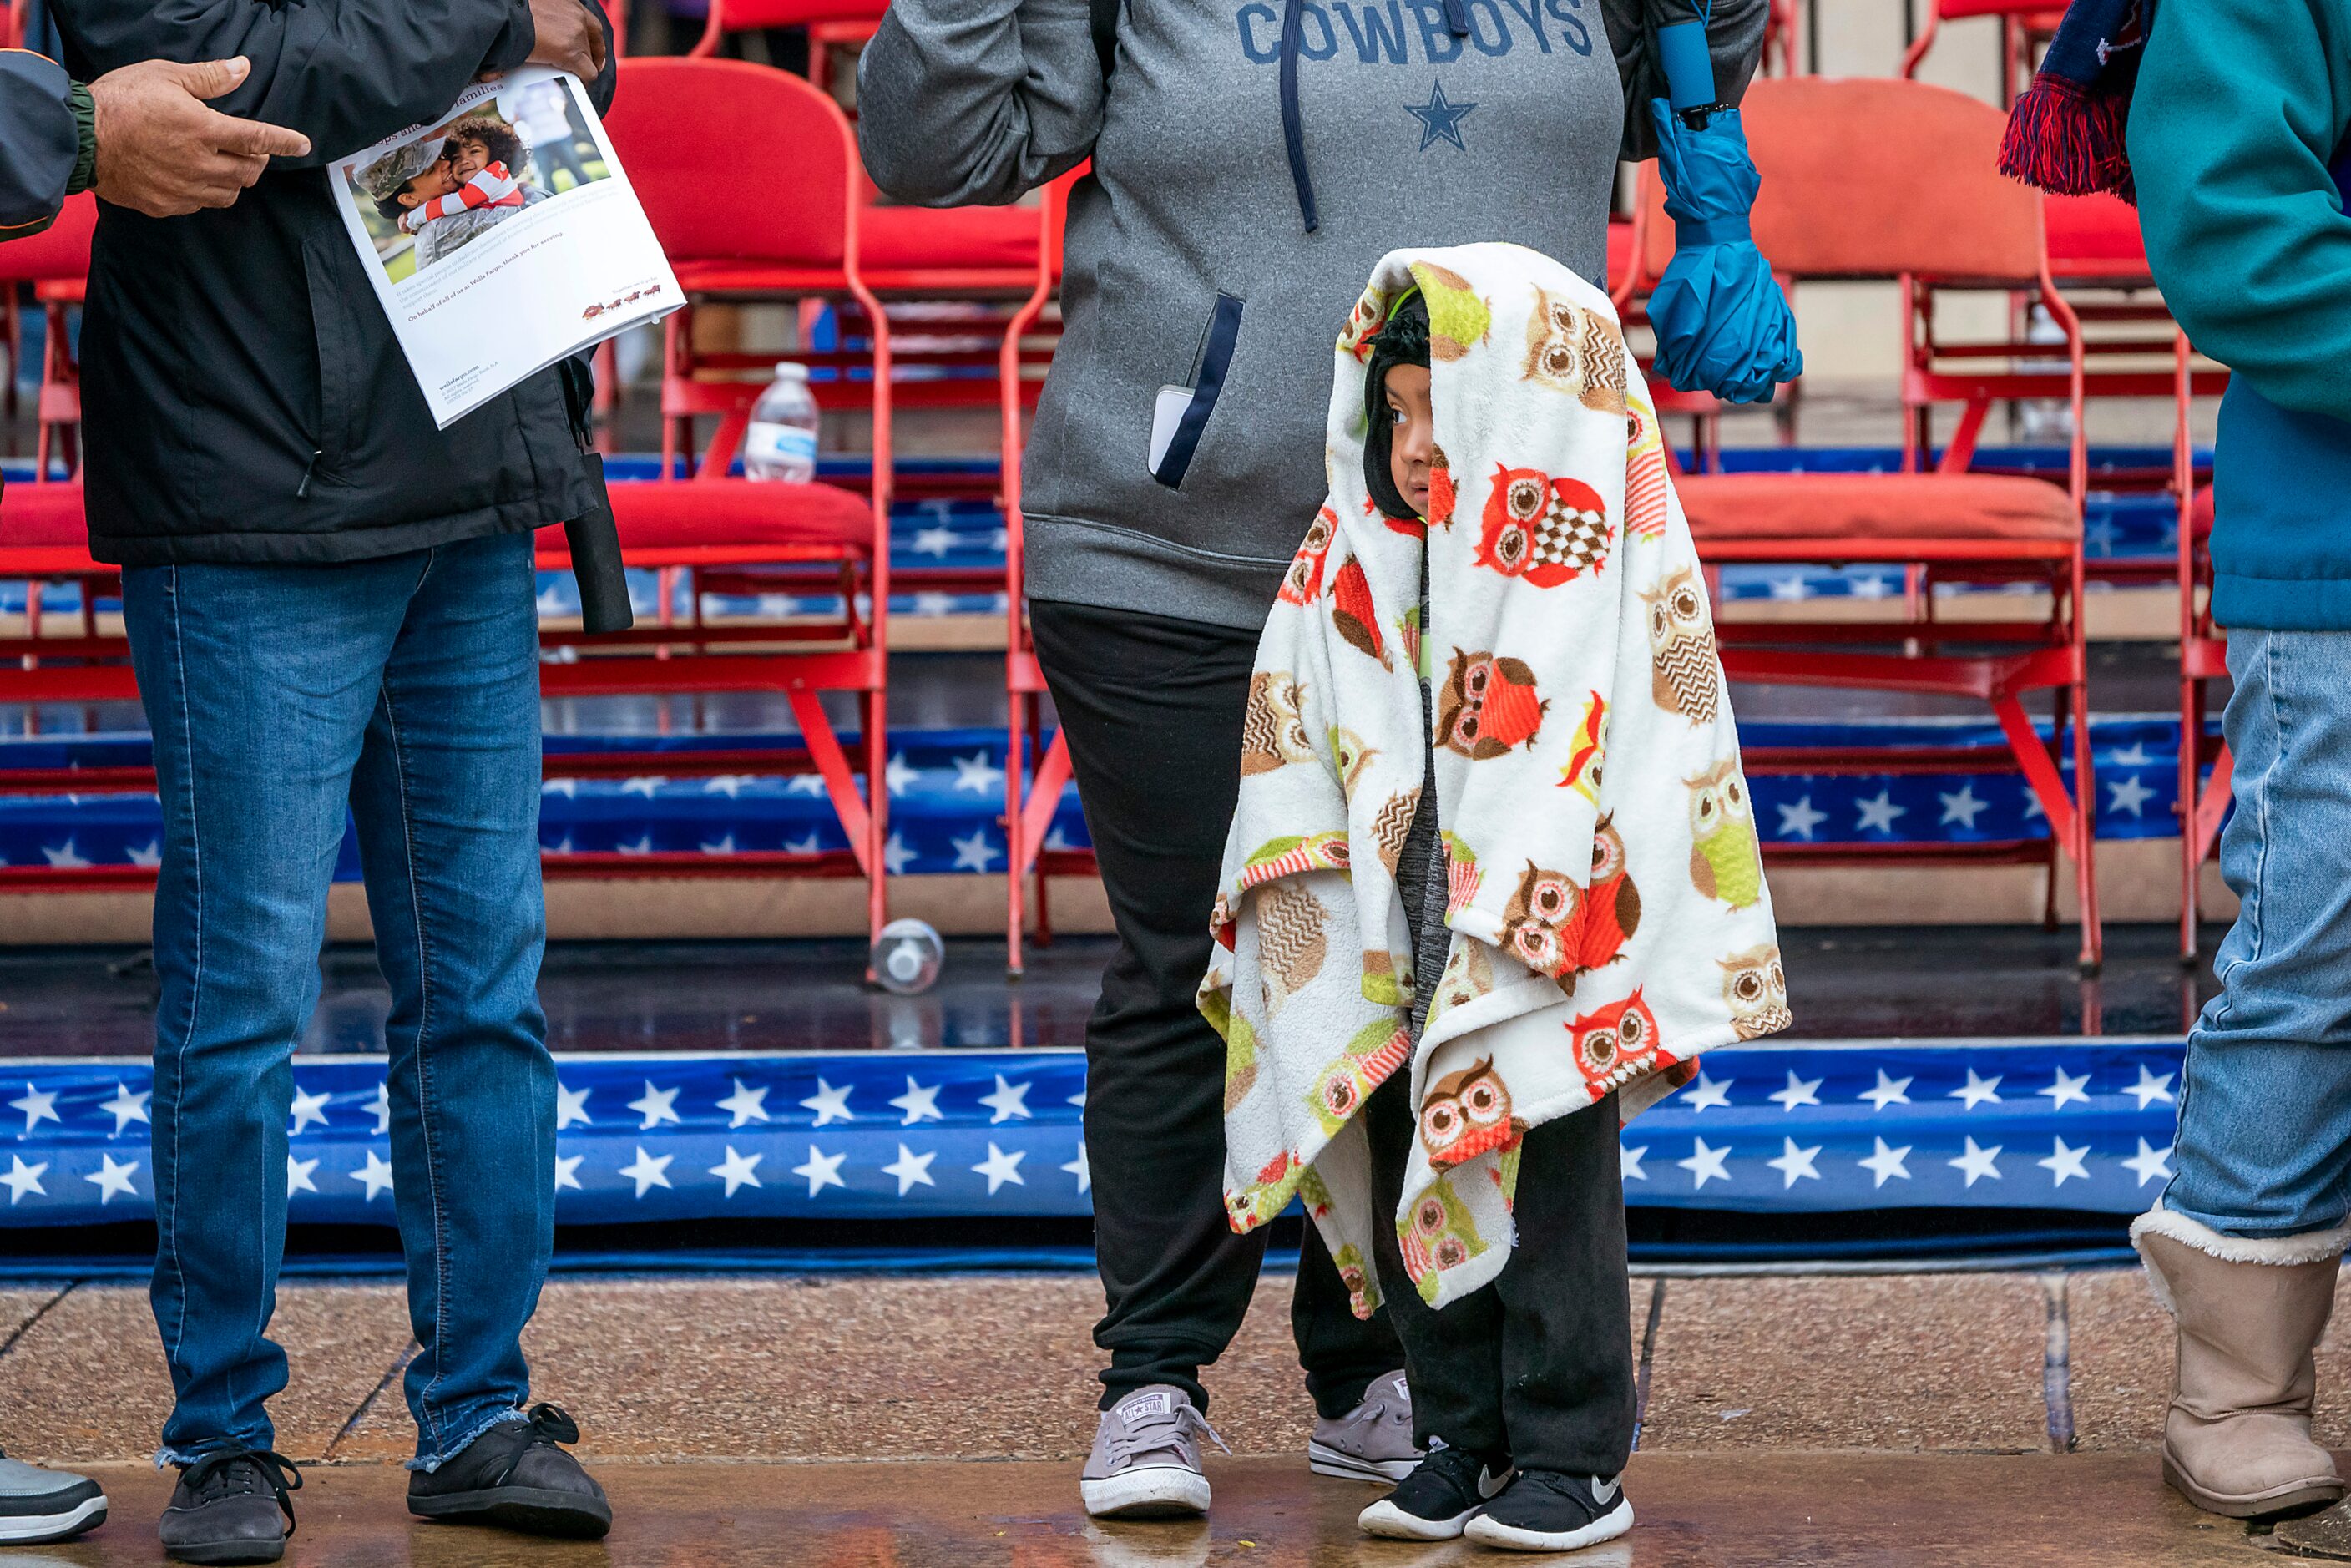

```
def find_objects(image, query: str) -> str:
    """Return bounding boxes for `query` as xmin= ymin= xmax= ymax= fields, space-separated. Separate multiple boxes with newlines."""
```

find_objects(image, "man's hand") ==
xmin=526 ymin=0 xmax=609 ymax=82
xmin=87 ymin=58 xmax=311 ymax=218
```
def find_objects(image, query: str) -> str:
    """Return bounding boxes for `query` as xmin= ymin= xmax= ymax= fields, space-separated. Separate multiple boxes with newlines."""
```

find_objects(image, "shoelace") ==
xmin=1108 ymin=1402 xmax=1230 ymax=1469
xmin=181 ymin=1447 xmax=302 ymax=1535
xmin=523 ymin=1403 xmax=582 ymax=1446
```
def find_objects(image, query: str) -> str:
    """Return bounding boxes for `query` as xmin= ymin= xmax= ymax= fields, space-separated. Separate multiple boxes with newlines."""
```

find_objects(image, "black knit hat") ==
xmin=1363 ymin=289 xmax=1431 ymax=521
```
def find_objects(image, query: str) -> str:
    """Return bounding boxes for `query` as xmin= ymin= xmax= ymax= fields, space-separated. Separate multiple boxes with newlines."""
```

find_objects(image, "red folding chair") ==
xmin=1899 ymin=0 xmax=2221 ymax=521
xmin=678 ymin=0 xmax=1044 ymax=447
xmin=1898 ymin=0 xmax=2064 ymax=103
xmin=593 ymin=55 xmax=897 ymax=954
xmin=1661 ymin=75 xmax=2103 ymax=969
xmin=2175 ymin=336 xmax=2227 ymax=961
xmin=0 ymin=193 xmax=94 ymax=477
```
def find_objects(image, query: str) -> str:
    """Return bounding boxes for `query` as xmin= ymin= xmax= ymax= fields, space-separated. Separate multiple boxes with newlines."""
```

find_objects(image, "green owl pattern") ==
xmin=1307 ymin=1014 xmax=1414 ymax=1136
xmin=1331 ymin=1241 xmax=1383 ymax=1317
xmin=1400 ymin=1171 xmax=1489 ymax=1302
xmin=1686 ymin=756 xmax=1764 ymax=910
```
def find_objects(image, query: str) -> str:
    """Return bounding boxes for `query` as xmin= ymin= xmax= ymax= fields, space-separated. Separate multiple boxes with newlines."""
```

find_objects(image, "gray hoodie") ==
xmin=860 ymin=0 xmax=1762 ymax=630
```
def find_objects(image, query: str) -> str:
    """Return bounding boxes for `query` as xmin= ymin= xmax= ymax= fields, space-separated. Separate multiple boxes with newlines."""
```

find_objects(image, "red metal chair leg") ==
xmin=1005 ymin=664 xmax=1029 ymax=978
xmin=2069 ymin=674 xmax=2102 ymax=971
xmin=865 ymin=683 xmax=890 ymax=959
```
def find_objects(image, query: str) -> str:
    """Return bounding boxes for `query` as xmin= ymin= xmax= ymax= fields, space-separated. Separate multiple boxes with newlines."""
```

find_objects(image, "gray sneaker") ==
xmin=1080 ymin=1385 xmax=1226 ymax=1519
xmin=1309 ymin=1371 xmax=1422 ymax=1484
xmin=0 ymin=1447 xmax=107 ymax=1545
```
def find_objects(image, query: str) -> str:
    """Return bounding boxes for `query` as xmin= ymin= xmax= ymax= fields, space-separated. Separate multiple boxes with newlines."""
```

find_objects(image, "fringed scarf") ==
xmin=1997 ymin=0 xmax=2154 ymax=201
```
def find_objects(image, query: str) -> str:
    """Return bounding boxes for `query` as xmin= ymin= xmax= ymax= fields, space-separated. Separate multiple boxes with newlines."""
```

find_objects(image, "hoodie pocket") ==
xmin=1148 ymin=292 xmax=1245 ymax=489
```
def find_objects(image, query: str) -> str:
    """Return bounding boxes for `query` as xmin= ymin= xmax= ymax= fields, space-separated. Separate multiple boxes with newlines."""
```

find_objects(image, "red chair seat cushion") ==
xmin=860 ymin=204 xmax=1037 ymax=272
xmin=1676 ymin=472 xmax=2077 ymax=545
xmin=2043 ymin=193 xmax=2147 ymax=278
xmin=0 ymin=483 xmax=90 ymax=549
xmin=606 ymin=478 xmax=874 ymax=553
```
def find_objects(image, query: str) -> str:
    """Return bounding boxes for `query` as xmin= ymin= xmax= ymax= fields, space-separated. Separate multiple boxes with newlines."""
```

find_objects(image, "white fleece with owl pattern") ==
xmin=1201 ymin=243 xmax=1790 ymax=1315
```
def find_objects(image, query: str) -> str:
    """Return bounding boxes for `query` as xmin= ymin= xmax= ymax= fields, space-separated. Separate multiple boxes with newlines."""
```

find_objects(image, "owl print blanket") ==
xmin=1201 ymin=243 xmax=1790 ymax=1313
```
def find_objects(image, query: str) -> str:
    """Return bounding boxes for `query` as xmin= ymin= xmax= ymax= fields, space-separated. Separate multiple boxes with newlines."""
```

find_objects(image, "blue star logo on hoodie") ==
xmin=1404 ymin=81 xmax=1476 ymax=152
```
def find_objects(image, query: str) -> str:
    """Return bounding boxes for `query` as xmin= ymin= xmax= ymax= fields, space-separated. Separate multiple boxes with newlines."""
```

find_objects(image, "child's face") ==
xmin=397 ymin=156 xmax=459 ymax=209
xmin=1384 ymin=363 xmax=1433 ymax=517
xmin=448 ymin=137 xmax=493 ymax=181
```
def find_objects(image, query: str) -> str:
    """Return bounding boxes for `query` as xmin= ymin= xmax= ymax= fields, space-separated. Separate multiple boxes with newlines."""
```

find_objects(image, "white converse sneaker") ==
xmin=1080 ymin=1386 xmax=1228 ymax=1519
xmin=1308 ymin=1371 xmax=1422 ymax=1484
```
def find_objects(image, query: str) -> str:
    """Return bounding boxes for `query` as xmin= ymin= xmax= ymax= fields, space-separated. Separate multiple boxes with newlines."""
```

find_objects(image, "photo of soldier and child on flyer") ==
xmin=348 ymin=74 xmax=611 ymax=280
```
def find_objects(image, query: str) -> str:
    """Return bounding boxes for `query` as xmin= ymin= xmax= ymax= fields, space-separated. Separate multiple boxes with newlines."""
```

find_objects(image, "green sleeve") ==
xmin=2126 ymin=0 xmax=2351 ymax=419
xmin=66 ymin=80 xmax=95 ymax=196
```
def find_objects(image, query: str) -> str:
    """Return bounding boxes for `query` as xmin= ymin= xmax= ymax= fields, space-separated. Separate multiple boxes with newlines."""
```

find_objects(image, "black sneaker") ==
xmin=1464 ymin=1469 xmax=1633 ymax=1552
xmin=1356 ymin=1444 xmax=1510 ymax=1540
xmin=157 ymin=1448 xmax=300 ymax=1565
xmin=407 ymin=1403 xmax=611 ymax=1540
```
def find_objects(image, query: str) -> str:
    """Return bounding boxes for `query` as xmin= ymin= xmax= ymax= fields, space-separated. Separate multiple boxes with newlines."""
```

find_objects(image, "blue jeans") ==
xmin=124 ymin=533 xmax=554 ymax=1469
xmin=2169 ymin=628 xmax=2351 ymax=1238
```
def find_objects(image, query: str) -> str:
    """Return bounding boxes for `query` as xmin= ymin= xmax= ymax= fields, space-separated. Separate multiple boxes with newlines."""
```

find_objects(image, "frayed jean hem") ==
xmin=408 ymin=1404 xmax=529 ymax=1473
xmin=154 ymin=1435 xmax=270 ymax=1469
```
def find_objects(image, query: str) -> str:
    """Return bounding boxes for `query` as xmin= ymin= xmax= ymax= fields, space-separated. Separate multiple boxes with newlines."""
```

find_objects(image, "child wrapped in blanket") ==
xmin=1204 ymin=245 xmax=1790 ymax=1555
xmin=1352 ymin=286 xmax=1649 ymax=1554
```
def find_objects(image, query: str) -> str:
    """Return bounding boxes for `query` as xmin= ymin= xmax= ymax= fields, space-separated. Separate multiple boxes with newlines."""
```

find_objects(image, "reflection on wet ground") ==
xmin=17 ymin=1454 xmax=2293 ymax=1568
xmin=0 ymin=923 xmax=2215 ymax=1059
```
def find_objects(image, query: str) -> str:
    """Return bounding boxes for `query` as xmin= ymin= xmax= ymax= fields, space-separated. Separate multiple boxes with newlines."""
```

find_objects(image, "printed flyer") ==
xmin=331 ymin=67 xmax=680 ymax=428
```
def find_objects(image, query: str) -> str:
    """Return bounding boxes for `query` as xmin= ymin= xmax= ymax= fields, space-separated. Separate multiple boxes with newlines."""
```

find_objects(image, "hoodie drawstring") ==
xmin=1279 ymin=0 xmax=1471 ymax=235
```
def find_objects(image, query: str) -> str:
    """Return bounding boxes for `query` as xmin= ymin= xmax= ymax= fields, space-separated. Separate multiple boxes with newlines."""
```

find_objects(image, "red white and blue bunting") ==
xmin=0 ymin=1040 xmax=2182 ymax=1227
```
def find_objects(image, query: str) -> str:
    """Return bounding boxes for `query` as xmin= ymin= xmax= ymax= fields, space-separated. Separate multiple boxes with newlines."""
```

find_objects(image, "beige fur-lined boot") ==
xmin=2135 ymin=1208 xmax=2349 ymax=1518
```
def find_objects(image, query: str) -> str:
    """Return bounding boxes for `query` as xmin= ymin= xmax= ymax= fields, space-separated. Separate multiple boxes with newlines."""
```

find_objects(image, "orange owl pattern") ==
xmin=1418 ymin=1055 xmax=1528 ymax=1167
xmin=1280 ymin=507 xmax=1337 ymax=606
xmin=1476 ymin=465 xmax=1612 ymax=588
xmin=1568 ymin=989 xmax=1667 ymax=1095
xmin=1436 ymin=649 xmax=1548 ymax=759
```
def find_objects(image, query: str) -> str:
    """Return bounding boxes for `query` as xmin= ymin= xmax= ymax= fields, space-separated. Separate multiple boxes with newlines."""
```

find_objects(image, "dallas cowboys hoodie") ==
xmin=859 ymin=0 xmax=1763 ymax=630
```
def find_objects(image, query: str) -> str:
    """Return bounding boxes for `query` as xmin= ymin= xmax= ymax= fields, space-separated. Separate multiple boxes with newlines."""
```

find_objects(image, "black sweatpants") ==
xmin=1030 ymin=599 xmax=1406 ymax=1419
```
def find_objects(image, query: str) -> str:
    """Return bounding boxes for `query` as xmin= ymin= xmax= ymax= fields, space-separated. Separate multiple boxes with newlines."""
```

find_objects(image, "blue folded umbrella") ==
xmin=1646 ymin=99 xmax=1804 ymax=406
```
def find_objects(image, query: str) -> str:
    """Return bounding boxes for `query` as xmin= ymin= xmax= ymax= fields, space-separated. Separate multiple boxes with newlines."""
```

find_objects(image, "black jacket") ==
xmin=0 ymin=48 xmax=81 ymax=239
xmin=50 ymin=1 xmax=615 ymax=566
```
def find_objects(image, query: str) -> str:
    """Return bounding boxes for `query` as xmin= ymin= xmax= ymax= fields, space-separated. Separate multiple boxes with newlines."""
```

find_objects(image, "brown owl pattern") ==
xmin=1371 ymin=787 xmax=1419 ymax=875
xmin=1522 ymin=286 xmax=1629 ymax=416
xmin=1641 ymin=565 xmax=1718 ymax=725
xmin=1241 ymin=671 xmax=1315 ymax=776
xmin=1499 ymin=860 xmax=1581 ymax=979
xmin=1256 ymin=883 xmax=1330 ymax=1020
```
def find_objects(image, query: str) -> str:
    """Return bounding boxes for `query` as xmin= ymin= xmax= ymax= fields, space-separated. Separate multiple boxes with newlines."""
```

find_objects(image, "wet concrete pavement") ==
xmin=0 ymin=922 xmax=2218 ymax=1059
xmin=5 ymin=1269 xmax=2345 ymax=1563
xmin=8 ymin=1452 xmax=2307 ymax=1567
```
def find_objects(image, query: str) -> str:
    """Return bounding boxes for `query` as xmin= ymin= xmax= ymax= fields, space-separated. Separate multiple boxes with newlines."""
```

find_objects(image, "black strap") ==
xmin=554 ymin=356 xmax=634 ymax=635
xmin=1090 ymin=0 xmax=1120 ymax=80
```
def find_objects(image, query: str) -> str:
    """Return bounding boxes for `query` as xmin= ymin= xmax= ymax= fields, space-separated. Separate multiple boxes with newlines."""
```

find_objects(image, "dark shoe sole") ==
xmin=410 ymin=1486 xmax=614 ymax=1540
xmin=0 ymin=1497 xmax=106 ymax=1544
xmin=160 ymin=1534 xmax=285 ymax=1565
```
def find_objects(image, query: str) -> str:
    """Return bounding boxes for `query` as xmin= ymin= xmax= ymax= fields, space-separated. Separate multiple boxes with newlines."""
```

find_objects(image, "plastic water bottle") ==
xmin=743 ymin=362 xmax=819 ymax=482
xmin=872 ymin=918 xmax=945 ymax=996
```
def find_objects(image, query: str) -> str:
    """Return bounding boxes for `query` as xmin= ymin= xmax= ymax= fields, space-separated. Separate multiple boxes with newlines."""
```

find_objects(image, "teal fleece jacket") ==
xmin=2129 ymin=0 xmax=2351 ymax=629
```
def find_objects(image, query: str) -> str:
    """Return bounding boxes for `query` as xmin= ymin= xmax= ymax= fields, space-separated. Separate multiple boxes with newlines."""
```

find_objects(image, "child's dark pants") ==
xmin=1359 ymin=1074 xmax=1639 ymax=1474
xmin=1364 ymin=569 xmax=1638 ymax=1476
